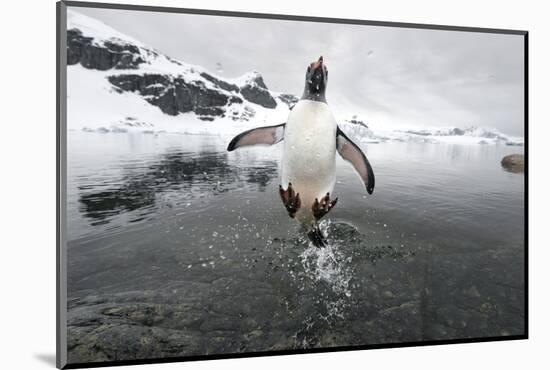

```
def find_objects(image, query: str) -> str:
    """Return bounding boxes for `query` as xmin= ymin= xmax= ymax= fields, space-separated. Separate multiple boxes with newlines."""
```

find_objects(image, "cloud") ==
xmin=74 ymin=7 xmax=525 ymax=136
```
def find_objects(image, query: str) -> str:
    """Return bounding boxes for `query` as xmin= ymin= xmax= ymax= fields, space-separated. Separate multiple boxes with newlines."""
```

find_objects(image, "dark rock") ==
xmin=501 ymin=154 xmax=524 ymax=173
xmin=67 ymin=29 xmax=93 ymax=65
xmin=199 ymin=73 xmax=239 ymax=92
xmin=228 ymin=96 xmax=243 ymax=105
xmin=479 ymin=130 xmax=501 ymax=139
xmin=376 ymin=301 xmax=422 ymax=341
xmin=108 ymin=74 xmax=230 ymax=118
xmin=67 ymin=28 xmax=145 ymax=70
xmin=240 ymin=84 xmax=277 ymax=109
xmin=382 ymin=291 xmax=395 ymax=299
xmin=346 ymin=116 xmax=369 ymax=129
xmin=68 ymin=323 xmax=202 ymax=363
xmin=450 ymin=127 xmax=465 ymax=135
xmin=246 ymin=73 xmax=268 ymax=89
xmin=237 ymin=73 xmax=277 ymax=109
xmin=194 ymin=106 xmax=225 ymax=117
xmin=278 ymin=94 xmax=299 ymax=109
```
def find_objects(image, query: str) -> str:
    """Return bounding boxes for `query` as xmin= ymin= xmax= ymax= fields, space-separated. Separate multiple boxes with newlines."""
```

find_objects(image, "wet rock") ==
xmin=425 ymin=323 xmax=456 ymax=339
xmin=382 ymin=290 xmax=394 ymax=299
xmin=68 ymin=323 xmax=201 ymax=363
xmin=375 ymin=301 xmax=422 ymax=341
xmin=67 ymin=299 xmax=208 ymax=363
xmin=435 ymin=305 xmax=469 ymax=329
xmin=480 ymin=302 xmax=496 ymax=314
xmin=65 ymin=217 xmax=525 ymax=364
xmin=199 ymin=316 xmax=239 ymax=332
xmin=464 ymin=285 xmax=481 ymax=298
xmin=501 ymin=154 xmax=524 ymax=173
xmin=245 ymin=329 xmax=263 ymax=340
xmin=268 ymin=336 xmax=295 ymax=351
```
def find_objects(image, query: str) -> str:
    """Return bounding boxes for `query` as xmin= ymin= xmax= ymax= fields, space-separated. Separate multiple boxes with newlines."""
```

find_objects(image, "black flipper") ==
xmin=336 ymin=126 xmax=375 ymax=194
xmin=227 ymin=123 xmax=285 ymax=151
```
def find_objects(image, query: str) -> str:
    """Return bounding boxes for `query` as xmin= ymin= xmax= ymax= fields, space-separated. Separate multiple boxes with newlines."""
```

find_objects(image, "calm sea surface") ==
xmin=66 ymin=130 xmax=525 ymax=363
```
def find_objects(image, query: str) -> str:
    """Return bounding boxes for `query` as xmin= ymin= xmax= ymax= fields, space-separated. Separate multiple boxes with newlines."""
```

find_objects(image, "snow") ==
xmin=227 ymin=71 xmax=263 ymax=87
xmin=337 ymin=114 xmax=524 ymax=146
xmin=67 ymin=65 xmax=289 ymax=137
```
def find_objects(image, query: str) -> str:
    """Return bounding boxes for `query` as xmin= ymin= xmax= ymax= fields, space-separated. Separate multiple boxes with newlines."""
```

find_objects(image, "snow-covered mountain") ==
xmin=338 ymin=115 xmax=523 ymax=146
xmin=66 ymin=10 xmax=523 ymax=146
xmin=67 ymin=10 xmax=296 ymax=135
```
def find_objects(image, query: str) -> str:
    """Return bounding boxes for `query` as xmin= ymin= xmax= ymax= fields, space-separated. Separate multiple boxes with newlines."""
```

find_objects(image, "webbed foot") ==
xmin=279 ymin=182 xmax=302 ymax=218
xmin=312 ymin=192 xmax=338 ymax=221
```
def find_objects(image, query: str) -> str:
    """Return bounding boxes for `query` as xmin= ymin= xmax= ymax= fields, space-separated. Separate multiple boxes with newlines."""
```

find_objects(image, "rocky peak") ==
xmin=235 ymin=71 xmax=277 ymax=109
xmin=240 ymin=71 xmax=268 ymax=89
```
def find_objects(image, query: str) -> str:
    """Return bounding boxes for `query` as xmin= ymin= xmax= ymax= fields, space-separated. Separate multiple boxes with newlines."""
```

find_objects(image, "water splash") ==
xmin=298 ymin=220 xmax=354 ymax=319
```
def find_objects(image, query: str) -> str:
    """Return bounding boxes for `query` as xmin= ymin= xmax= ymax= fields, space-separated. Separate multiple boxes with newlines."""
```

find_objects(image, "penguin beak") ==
xmin=312 ymin=56 xmax=323 ymax=71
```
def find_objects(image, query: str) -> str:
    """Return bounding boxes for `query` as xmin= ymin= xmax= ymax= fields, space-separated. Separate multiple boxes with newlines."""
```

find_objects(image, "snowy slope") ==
xmin=68 ymin=66 xmax=291 ymax=136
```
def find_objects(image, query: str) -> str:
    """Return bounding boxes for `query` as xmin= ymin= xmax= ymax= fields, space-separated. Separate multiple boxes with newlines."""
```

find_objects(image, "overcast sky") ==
xmin=73 ymin=7 xmax=525 ymax=136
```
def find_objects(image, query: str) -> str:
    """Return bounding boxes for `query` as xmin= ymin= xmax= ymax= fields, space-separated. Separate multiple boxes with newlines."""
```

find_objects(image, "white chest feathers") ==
xmin=280 ymin=100 xmax=337 ymax=214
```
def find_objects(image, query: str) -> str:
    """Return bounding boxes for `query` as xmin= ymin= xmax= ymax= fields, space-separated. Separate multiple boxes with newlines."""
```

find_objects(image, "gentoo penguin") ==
xmin=227 ymin=56 xmax=375 ymax=245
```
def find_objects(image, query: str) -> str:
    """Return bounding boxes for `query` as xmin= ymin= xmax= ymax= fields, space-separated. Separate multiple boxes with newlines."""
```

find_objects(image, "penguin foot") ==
xmin=312 ymin=192 xmax=338 ymax=221
xmin=279 ymin=182 xmax=302 ymax=218
xmin=307 ymin=226 xmax=328 ymax=248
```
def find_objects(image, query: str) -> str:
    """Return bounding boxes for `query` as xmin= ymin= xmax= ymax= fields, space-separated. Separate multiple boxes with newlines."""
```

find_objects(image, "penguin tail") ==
xmin=307 ymin=225 xmax=327 ymax=248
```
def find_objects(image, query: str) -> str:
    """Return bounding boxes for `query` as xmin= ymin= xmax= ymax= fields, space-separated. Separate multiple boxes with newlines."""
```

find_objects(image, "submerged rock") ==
xmin=501 ymin=154 xmax=525 ymax=173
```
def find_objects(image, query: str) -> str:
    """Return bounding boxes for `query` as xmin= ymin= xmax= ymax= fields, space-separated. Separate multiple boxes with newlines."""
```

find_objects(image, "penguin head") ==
xmin=302 ymin=56 xmax=328 ymax=102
